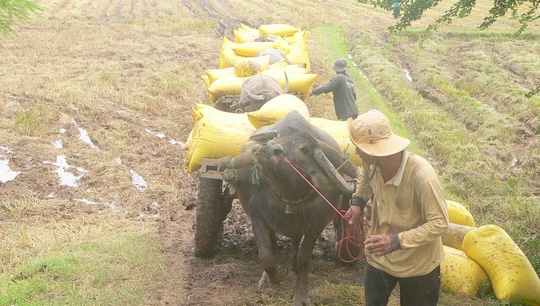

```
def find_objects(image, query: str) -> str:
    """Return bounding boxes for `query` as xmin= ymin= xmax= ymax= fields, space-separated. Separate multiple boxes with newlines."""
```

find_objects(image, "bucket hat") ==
xmin=331 ymin=58 xmax=349 ymax=72
xmin=347 ymin=110 xmax=410 ymax=157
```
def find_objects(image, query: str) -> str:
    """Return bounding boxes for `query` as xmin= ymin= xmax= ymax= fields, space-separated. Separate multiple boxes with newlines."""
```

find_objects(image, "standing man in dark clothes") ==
xmin=308 ymin=58 xmax=359 ymax=121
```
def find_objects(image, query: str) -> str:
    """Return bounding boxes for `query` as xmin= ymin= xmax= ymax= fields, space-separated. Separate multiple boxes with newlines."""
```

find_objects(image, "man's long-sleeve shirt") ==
xmin=312 ymin=73 xmax=358 ymax=120
xmin=353 ymin=151 xmax=449 ymax=277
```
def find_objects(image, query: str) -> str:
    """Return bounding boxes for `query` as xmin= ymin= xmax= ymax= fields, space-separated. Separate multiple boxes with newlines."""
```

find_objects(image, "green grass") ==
xmin=0 ymin=232 xmax=165 ymax=305
xmin=311 ymin=24 xmax=423 ymax=156
xmin=345 ymin=26 xmax=540 ymax=281
xmin=13 ymin=109 xmax=46 ymax=137
xmin=0 ymin=195 xmax=166 ymax=306
xmin=310 ymin=21 xmax=540 ymax=306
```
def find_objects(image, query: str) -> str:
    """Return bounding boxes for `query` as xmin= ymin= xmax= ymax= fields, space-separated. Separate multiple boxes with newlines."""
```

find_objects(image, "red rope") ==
xmin=335 ymin=211 xmax=369 ymax=263
xmin=282 ymin=155 xmax=368 ymax=262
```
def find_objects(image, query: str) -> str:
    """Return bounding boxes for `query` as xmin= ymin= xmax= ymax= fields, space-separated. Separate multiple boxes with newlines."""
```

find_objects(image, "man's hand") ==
xmin=345 ymin=204 xmax=363 ymax=225
xmin=365 ymin=234 xmax=400 ymax=256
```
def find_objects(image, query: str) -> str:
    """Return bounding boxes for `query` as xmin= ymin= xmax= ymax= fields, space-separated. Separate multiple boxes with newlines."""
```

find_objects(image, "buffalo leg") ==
xmin=251 ymin=220 xmax=284 ymax=287
xmin=292 ymin=234 xmax=318 ymax=306
xmin=286 ymin=236 xmax=301 ymax=277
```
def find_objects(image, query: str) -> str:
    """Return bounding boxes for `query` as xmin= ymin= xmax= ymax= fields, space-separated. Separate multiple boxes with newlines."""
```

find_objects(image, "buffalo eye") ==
xmin=300 ymin=146 xmax=311 ymax=155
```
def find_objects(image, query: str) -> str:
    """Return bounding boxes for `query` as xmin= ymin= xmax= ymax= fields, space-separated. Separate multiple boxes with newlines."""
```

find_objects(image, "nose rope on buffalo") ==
xmin=281 ymin=155 xmax=367 ymax=263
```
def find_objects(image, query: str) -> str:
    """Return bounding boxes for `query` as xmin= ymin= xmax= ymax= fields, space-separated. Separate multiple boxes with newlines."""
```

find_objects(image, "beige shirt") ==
xmin=353 ymin=151 xmax=449 ymax=277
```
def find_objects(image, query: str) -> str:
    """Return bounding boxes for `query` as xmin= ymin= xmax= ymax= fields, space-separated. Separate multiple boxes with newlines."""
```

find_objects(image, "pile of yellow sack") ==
xmin=189 ymin=23 xmax=540 ymax=305
xmin=224 ymin=23 xmax=311 ymax=70
xmin=441 ymin=200 xmax=540 ymax=305
xmin=201 ymin=23 xmax=317 ymax=103
xmin=185 ymin=103 xmax=540 ymax=305
xmin=183 ymin=94 xmax=361 ymax=172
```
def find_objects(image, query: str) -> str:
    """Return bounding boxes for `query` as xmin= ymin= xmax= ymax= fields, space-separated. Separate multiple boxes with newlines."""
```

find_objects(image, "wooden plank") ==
xmin=200 ymin=158 xmax=224 ymax=179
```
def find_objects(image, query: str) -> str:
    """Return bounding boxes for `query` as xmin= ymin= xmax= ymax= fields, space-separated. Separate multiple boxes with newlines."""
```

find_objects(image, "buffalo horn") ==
xmin=313 ymin=148 xmax=355 ymax=194
xmin=316 ymin=140 xmax=358 ymax=179
xmin=218 ymin=150 xmax=254 ymax=172
xmin=282 ymin=71 xmax=290 ymax=94
xmin=244 ymin=76 xmax=266 ymax=102
xmin=249 ymin=128 xmax=277 ymax=143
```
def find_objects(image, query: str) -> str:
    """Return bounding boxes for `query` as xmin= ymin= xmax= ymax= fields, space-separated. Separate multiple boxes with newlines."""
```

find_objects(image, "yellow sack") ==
xmin=220 ymin=47 xmax=270 ymax=69
xmin=206 ymin=67 xmax=235 ymax=86
xmin=328 ymin=137 xmax=361 ymax=167
xmin=441 ymin=246 xmax=491 ymax=297
xmin=268 ymin=58 xmax=289 ymax=70
xmin=240 ymin=23 xmax=259 ymax=34
xmin=265 ymin=66 xmax=310 ymax=76
xmin=261 ymin=70 xmax=317 ymax=99
xmin=186 ymin=104 xmax=255 ymax=172
xmin=206 ymin=75 xmax=246 ymax=103
xmin=201 ymin=74 xmax=210 ymax=89
xmin=207 ymin=67 xmax=305 ymax=103
xmin=441 ymin=222 xmax=476 ymax=250
xmin=273 ymin=37 xmax=291 ymax=54
xmin=234 ymin=58 xmax=262 ymax=77
xmin=286 ymin=63 xmax=309 ymax=69
xmin=219 ymin=37 xmax=271 ymax=69
xmin=183 ymin=129 xmax=194 ymax=152
xmin=247 ymin=94 xmax=310 ymax=129
xmin=234 ymin=28 xmax=258 ymax=43
xmin=284 ymin=30 xmax=309 ymax=45
xmin=218 ymin=37 xmax=237 ymax=68
xmin=446 ymin=200 xmax=476 ymax=226
xmin=463 ymin=224 xmax=540 ymax=305
xmin=310 ymin=117 xmax=362 ymax=166
xmin=286 ymin=41 xmax=311 ymax=70
xmin=250 ymin=55 xmax=270 ymax=71
xmin=230 ymin=41 xmax=276 ymax=57
xmin=258 ymin=23 xmax=300 ymax=37
xmin=207 ymin=59 xmax=269 ymax=86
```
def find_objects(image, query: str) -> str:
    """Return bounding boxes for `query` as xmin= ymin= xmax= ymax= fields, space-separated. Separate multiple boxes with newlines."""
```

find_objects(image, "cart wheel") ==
xmin=194 ymin=177 xmax=228 ymax=258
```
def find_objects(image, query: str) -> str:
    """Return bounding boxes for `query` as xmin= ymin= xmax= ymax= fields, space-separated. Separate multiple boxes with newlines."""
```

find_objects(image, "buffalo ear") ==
xmin=316 ymin=140 xmax=358 ymax=179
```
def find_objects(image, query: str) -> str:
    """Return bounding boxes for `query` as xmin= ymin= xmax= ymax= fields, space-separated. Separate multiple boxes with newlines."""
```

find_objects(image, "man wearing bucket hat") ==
xmin=308 ymin=58 xmax=359 ymax=121
xmin=345 ymin=110 xmax=449 ymax=306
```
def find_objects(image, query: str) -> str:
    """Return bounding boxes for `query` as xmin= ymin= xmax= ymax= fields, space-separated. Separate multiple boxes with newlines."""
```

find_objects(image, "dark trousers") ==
xmin=364 ymin=263 xmax=440 ymax=306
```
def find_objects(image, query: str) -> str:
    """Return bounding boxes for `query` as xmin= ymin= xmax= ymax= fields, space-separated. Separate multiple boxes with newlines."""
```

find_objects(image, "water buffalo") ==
xmin=216 ymin=111 xmax=358 ymax=306
xmin=257 ymin=48 xmax=288 ymax=64
xmin=229 ymin=72 xmax=290 ymax=112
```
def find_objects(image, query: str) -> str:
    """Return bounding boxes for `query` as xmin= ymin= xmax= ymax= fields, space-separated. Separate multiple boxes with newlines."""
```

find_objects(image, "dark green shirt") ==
xmin=312 ymin=72 xmax=358 ymax=120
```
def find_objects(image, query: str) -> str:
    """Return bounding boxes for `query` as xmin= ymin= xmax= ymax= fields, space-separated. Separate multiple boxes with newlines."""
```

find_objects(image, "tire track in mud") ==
xmin=97 ymin=0 xmax=152 ymax=21
xmin=130 ymin=0 xmax=150 ymax=19
xmin=182 ymin=0 xmax=256 ymax=37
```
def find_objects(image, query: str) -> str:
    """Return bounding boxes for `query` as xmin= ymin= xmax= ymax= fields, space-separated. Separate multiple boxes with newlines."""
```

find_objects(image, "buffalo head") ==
xmin=229 ymin=72 xmax=290 ymax=113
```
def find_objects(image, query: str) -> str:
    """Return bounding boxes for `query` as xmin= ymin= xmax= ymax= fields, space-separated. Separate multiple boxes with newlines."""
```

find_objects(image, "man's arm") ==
xmin=311 ymin=76 xmax=339 ymax=95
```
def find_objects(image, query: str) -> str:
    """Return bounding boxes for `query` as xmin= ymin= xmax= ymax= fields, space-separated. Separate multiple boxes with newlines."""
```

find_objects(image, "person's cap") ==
xmin=331 ymin=58 xmax=349 ymax=72
xmin=347 ymin=110 xmax=410 ymax=157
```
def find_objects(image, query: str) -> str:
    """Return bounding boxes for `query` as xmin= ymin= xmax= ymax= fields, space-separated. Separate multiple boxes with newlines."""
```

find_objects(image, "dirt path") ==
xmin=150 ymin=1 xmax=367 ymax=304
xmin=155 ymin=187 xmax=363 ymax=305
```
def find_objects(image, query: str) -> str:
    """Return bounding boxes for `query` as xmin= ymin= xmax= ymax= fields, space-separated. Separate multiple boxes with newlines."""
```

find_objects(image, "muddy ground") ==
xmin=153 ymin=1 xmax=374 ymax=305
